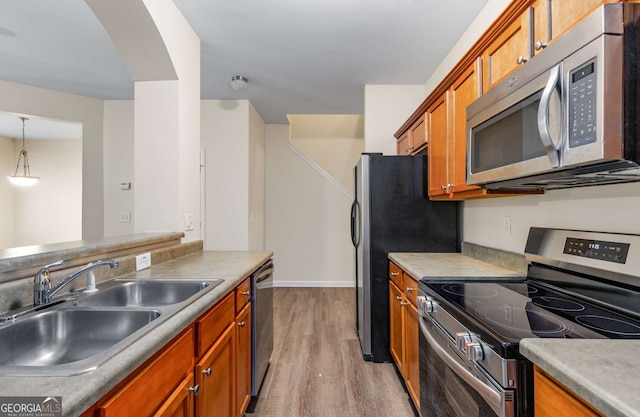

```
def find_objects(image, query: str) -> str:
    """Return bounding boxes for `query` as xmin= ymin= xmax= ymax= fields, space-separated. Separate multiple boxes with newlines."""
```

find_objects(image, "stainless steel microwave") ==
xmin=466 ymin=3 xmax=640 ymax=190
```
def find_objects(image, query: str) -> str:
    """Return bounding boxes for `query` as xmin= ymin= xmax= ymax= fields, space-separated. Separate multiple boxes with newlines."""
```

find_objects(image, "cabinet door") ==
xmin=153 ymin=373 xmax=195 ymax=417
xmin=409 ymin=114 xmax=427 ymax=153
xmin=97 ymin=328 xmax=195 ymax=417
xmin=449 ymin=61 xmax=481 ymax=194
xmin=427 ymin=92 xmax=450 ymax=197
xmin=482 ymin=10 xmax=531 ymax=92
xmin=404 ymin=303 xmax=420 ymax=414
xmin=550 ymin=0 xmax=606 ymax=40
xmin=389 ymin=281 xmax=405 ymax=373
xmin=532 ymin=0 xmax=550 ymax=55
xmin=196 ymin=324 xmax=236 ymax=417
xmin=236 ymin=304 xmax=252 ymax=417
xmin=534 ymin=366 xmax=603 ymax=417
xmin=397 ymin=130 xmax=412 ymax=155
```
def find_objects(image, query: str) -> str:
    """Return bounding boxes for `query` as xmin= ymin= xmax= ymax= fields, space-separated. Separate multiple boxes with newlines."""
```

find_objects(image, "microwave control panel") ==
xmin=568 ymin=59 xmax=597 ymax=148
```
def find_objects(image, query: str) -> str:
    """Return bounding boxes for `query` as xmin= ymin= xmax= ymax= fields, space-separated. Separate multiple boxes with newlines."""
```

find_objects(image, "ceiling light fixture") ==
xmin=230 ymin=75 xmax=248 ymax=91
xmin=7 ymin=117 xmax=39 ymax=186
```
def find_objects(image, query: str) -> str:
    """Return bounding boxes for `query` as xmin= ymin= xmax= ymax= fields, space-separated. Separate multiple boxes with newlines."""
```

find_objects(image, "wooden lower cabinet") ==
xmin=235 ymin=303 xmax=252 ymax=417
xmin=388 ymin=263 xmax=420 ymax=414
xmin=196 ymin=323 xmax=236 ymax=417
xmin=153 ymin=373 xmax=196 ymax=417
xmin=389 ymin=281 xmax=404 ymax=372
xmin=96 ymin=328 xmax=195 ymax=417
xmin=404 ymin=302 xmax=420 ymax=411
xmin=534 ymin=366 xmax=603 ymax=417
xmin=84 ymin=276 xmax=259 ymax=417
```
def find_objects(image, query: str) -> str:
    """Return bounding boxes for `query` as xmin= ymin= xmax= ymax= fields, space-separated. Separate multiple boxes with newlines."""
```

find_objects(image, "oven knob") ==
xmin=466 ymin=342 xmax=484 ymax=362
xmin=416 ymin=296 xmax=437 ymax=314
xmin=424 ymin=298 xmax=437 ymax=313
xmin=455 ymin=332 xmax=473 ymax=352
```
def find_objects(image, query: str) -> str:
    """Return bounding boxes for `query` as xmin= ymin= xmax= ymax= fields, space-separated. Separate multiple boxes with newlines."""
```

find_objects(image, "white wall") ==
xmin=0 ymin=80 xmax=104 ymax=241
xmin=103 ymin=100 xmax=135 ymax=237
xmin=464 ymin=183 xmax=640 ymax=253
xmin=248 ymin=103 xmax=266 ymax=251
xmin=289 ymin=114 xmax=364 ymax=195
xmin=423 ymin=0 xmax=512 ymax=97
xmin=364 ymin=85 xmax=424 ymax=155
xmin=265 ymin=124 xmax=354 ymax=286
xmin=0 ymin=137 xmax=16 ymax=249
xmin=200 ymin=100 xmax=265 ymax=251
xmin=1 ymin=137 xmax=82 ymax=249
xmin=12 ymin=139 xmax=82 ymax=247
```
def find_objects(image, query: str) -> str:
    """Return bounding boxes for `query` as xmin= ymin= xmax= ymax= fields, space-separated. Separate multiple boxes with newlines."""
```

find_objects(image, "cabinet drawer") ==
xmin=196 ymin=292 xmax=235 ymax=358
xmin=389 ymin=262 xmax=404 ymax=289
xmin=404 ymin=275 xmax=419 ymax=307
xmin=235 ymin=277 xmax=251 ymax=314
xmin=97 ymin=327 xmax=195 ymax=417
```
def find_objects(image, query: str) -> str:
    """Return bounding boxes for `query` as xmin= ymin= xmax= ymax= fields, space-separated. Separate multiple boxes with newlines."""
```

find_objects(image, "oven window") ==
xmin=470 ymin=92 xmax=547 ymax=173
xmin=420 ymin=334 xmax=501 ymax=417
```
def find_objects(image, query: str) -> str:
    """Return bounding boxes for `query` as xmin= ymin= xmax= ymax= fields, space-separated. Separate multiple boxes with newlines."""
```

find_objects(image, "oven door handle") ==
xmin=537 ymin=63 xmax=561 ymax=168
xmin=419 ymin=316 xmax=507 ymax=416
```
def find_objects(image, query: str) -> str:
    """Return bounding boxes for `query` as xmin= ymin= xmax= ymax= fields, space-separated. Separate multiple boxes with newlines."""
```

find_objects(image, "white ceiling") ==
xmin=0 ymin=0 xmax=490 ymax=131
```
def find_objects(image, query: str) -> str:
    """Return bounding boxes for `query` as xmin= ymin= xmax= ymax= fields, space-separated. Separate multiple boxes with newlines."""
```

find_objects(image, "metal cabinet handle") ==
xmin=400 ymin=301 xmax=410 ymax=306
xmin=406 ymin=287 xmax=414 ymax=292
xmin=396 ymin=296 xmax=402 ymax=301
xmin=187 ymin=384 xmax=200 ymax=396
xmin=516 ymin=56 xmax=528 ymax=64
xmin=390 ymin=272 xmax=399 ymax=276
xmin=241 ymin=291 xmax=250 ymax=296
xmin=441 ymin=185 xmax=447 ymax=190
xmin=201 ymin=367 xmax=211 ymax=377
xmin=535 ymin=41 xmax=547 ymax=50
xmin=238 ymin=321 xmax=246 ymax=327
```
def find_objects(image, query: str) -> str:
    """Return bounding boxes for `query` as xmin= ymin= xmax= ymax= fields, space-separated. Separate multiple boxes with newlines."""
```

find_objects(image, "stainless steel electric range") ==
xmin=417 ymin=227 xmax=640 ymax=417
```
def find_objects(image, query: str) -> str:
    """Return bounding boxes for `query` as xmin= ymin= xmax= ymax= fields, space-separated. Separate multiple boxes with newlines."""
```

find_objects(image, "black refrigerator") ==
xmin=350 ymin=153 xmax=458 ymax=362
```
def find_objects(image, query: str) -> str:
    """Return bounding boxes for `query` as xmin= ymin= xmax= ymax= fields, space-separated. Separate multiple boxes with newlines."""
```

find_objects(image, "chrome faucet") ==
xmin=33 ymin=259 xmax=119 ymax=306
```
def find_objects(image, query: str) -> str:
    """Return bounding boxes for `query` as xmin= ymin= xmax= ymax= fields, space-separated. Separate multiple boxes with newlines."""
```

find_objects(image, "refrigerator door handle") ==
xmin=350 ymin=200 xmax=360 ymax=247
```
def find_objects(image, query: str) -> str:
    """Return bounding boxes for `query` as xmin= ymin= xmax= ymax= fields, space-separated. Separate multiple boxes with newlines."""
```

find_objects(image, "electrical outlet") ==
xmin=185 ymin=213 xmax=194 ymax=231
xmin=503 ymin=216 xmax=512 ymax=235
xmin=136 ymin=252 xmax=151 ymax=271
xmin=120 ymin=212 xmax=131 ymax=223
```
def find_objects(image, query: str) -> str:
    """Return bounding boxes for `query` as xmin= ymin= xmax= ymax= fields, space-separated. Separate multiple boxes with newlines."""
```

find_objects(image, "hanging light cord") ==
xmin=12 ymin=117 xmax=32 ymax=177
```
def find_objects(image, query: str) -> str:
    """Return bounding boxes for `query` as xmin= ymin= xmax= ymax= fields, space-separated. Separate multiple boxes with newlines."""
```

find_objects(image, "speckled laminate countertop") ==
xmin=521 ymin=339 xmax=640 ymax=417
xmin=388 ymin=252 xmax=524 ymax=281
xmin=0 ymin=250 xmax=272 ymax=417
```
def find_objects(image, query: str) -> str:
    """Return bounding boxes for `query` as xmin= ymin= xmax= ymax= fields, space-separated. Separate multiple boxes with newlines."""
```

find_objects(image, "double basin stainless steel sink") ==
xmin=0 ymin=279 xmax=223 ymax=376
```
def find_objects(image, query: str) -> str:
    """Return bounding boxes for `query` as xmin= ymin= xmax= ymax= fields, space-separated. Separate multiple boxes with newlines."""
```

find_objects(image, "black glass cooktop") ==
xmin=423 ymin=280 xmax=640 ymax=347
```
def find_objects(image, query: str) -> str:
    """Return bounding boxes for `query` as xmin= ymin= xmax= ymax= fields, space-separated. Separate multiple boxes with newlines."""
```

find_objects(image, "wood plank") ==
xmin=251 ymin=288 xmax=415 ymax=417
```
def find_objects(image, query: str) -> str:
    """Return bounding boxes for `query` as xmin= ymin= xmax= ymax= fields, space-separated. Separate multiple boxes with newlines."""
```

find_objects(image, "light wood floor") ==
xmin=250 ymin=287 xmax=417 ymax=417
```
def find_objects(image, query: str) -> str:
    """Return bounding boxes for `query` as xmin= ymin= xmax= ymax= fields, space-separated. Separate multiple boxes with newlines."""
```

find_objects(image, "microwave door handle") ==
xmin=419 ymin=316 xmax=506 ymax=416
xmin=537 ymin=64 xmax=561 ymax=168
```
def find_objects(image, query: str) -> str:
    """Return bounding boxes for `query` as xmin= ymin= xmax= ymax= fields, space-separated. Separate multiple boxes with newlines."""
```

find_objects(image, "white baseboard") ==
xmin=272 ymin=280 xmax=355 ymax=288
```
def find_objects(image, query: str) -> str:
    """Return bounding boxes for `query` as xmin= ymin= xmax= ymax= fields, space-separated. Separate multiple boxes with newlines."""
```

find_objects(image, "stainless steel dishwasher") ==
xmin=247 ymin=259 xmax=274 ymax=411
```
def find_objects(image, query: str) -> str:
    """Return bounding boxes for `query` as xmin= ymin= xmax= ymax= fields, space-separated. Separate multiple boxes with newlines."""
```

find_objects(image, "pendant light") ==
xmin=7 ymin=117 xmax=39 ymax=186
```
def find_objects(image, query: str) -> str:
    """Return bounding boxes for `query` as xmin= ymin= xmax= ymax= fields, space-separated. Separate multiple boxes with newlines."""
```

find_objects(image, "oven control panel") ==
xmin=563 ymin=237 xmax=630 ymax=264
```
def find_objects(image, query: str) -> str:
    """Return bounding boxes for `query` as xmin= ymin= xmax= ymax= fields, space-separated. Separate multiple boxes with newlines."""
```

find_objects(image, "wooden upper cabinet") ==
xmin=409 ymin=114 xmax=427 ymax=153
xmin=532 ymin=0 xmax=610 ymax=55
xmin=396 ymin=114 xmax=426 ymax=155
xmin=397 ymin=130 xmax=412 ymax=156
xmin=427 ymin=92 xmax=450 ymax=197
xmin=531 ymin=0 xmax=550 ymax=55
xmin=449 ymin=61 xmax=481 ymax=195
xmin=482 ymin=9 xmax=531 ymax=92
xmin=550 ymin=0 xmax=611 ymax=40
